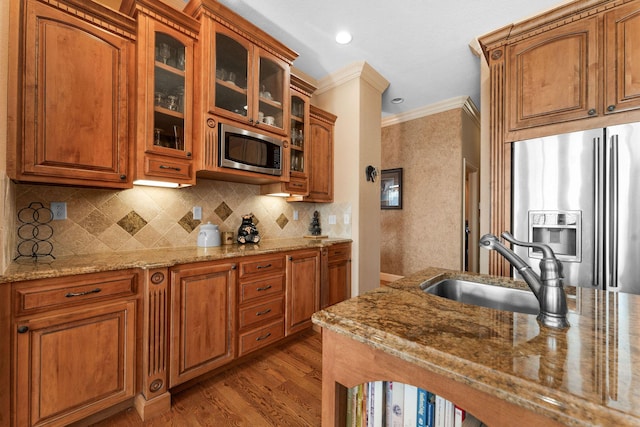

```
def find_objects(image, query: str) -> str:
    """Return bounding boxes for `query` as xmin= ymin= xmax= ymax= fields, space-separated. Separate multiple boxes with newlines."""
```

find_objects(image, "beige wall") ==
xmin=314 ymin=61 xmax=389 ymax=296
xmin=380 ymin=98 xmax=480 ymax=276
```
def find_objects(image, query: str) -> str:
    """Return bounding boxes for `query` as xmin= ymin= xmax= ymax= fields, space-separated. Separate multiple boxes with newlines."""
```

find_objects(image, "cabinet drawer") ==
xmin=238 ymin=320 xmax=284 ymax=357
xmin=239 ymin=297 xmax=283 ymax=330
xmin=144 ymin=156 xmax=192 ymax=180
xmin=239 ymin=255 xmax=285 ymax=279
xmin=13 ymin=271 xmax=138 ymax=316
xmin=328 ymin=244 xmax=351 ymax=261
xmin=285 ymin=175 xmax=308 ymax=195
xmin=239 ymin=275 xmax=284 ymax=303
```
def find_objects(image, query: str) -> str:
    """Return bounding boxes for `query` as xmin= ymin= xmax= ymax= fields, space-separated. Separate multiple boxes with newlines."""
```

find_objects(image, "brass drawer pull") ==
xmin=256 ymin=308 xmax=272 ymax=316
xmin=256 ymin=263 xmax=272 ymax=269
xmin=256 ymin=285 xmax=272 ymax=291
xmin=256 ymin=332 xmax=272 ymax=341
xmin=65 ymin=288 xmax=101 ymax=298
xmin=159 ymin=165 xmax=181 ymax=171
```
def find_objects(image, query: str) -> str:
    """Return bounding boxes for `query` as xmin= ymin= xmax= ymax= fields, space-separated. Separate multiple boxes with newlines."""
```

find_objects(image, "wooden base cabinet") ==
xmin=237 ymin=255 xmax=286 ymax=356
xmin=286 ymin=250 xmax=320 ymax=335
xmin=322 ymin=243 xmax=352 ymax=309
xmin=12 ymin=270 xmax=140 ymax=427
xmin=169 ymin=261 xmax=237 ymax=387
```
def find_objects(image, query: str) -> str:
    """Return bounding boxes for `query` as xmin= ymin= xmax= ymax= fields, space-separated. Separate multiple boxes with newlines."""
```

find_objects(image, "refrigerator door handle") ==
xmin=594 ymin=136 xmax=602 ymax=289
xmin=606 ymin=134 xmax=620 ymax=289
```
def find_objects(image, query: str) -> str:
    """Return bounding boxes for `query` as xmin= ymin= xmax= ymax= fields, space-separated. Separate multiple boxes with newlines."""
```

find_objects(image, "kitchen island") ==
xmin=312 ymin=267 xmax=640 ymax=427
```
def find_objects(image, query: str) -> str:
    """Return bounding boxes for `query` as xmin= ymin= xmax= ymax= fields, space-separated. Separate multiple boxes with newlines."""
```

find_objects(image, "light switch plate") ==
xmin=344 ymin=214 xmax=350 ymax=224
xmin=293 ymin=210 xmax=299 ymax=221
xmin=328 ymin=215 xmax=337 ymax=225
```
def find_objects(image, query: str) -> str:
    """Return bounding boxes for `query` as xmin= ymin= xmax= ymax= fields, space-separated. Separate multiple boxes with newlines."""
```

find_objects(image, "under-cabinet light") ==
xmin=133 ymin=179 xmax=191 ymax=188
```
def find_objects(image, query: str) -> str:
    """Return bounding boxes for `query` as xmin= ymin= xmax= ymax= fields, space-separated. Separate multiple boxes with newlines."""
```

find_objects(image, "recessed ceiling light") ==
xmin=335 ymin=31 xmax=352 ymax=45
xmin=391 ymin=97 xmax=404 ymax=104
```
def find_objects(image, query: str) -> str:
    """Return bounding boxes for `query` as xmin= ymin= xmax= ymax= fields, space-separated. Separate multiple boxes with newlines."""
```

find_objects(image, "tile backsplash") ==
xmin=13 ymin=179 xmax=351 ymax=258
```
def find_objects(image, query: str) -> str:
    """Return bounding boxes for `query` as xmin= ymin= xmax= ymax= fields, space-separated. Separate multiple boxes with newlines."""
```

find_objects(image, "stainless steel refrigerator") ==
xmin=512 ymin=122 xmax=640 ymax=294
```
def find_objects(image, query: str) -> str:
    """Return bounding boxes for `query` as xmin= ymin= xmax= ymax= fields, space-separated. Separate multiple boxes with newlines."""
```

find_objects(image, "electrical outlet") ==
xmin=50 ymin=202 xmax=67 ymax=220
xmin=328 ymin=215 xmax=337 ymax=225
xmin=293 ymin=210 xmax=299 ymax=221
xmin=344 ymin=214 xmax=350 ymax=225
xmin=193 ymin=206 xmax=202 ymax=220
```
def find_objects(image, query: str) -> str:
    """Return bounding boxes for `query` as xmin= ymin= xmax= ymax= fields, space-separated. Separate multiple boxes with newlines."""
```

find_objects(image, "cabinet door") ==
xmin=286 ymin=250 xmax=320 ymax=335
xmin=305 ymin=107 xmax=336 ymax=202
xmin=20 ymin=0 xmax=131 ymax=188
xmin=170 ymin=261 xmax=236 ymax=387
xmin=253 ymin=49 xmax=290 ymax=135
xmin=604 ymin=2 xmax=640 ymax=114
xmin=14 ymin=301 xmax=136 ymax=426
xmin=325 ymin=244 xmax=352 ymax=309
xmin=213 ymin=27 xmax=253 ymax=124
xmin=136 ymin=14 xmax=195 ymax=186
xmin=506 ymin=17 xmax=599 ymax=131
xmin=287 ymin=87 xmax=309 ymax=194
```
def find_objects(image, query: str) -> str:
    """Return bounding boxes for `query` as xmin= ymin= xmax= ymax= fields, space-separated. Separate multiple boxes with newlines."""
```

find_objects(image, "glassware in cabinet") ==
xmin=290 ymin=95 xmax=306 ymax=173
xmin=215 ymin=32 xmax=249 ymax=119
xmin=153 ymin=32 xmax=187 ymax=152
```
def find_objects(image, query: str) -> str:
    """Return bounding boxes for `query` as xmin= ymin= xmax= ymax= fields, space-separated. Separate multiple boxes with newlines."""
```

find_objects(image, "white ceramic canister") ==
xmin=197 ymin=222 xmax=221 ymax=247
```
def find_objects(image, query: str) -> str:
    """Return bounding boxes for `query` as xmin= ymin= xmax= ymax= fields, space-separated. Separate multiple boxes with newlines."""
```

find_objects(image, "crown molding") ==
xmin=315 ymin=61 xmax=389 ymax=96
xmin=381 ymin=96 xmax=480 ymax=127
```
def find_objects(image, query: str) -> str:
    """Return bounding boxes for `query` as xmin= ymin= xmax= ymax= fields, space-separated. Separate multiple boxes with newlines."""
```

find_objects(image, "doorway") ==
xmin=464 ymin=159 xmax=479 ymax=272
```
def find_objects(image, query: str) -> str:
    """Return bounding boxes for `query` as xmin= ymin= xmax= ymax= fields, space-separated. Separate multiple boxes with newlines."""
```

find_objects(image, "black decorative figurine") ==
xmin=309 ymin=211 xmax=322 ymax=236
xmin=237 ymin=213 xmax=260 ymax=244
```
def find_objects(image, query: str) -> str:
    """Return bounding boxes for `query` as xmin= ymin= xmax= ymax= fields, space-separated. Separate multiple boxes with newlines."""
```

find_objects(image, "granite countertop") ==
xmin=1 ymin=238 xmax=351 ymax=284
xmin=312 ymin=267 xmax=640 ymax=427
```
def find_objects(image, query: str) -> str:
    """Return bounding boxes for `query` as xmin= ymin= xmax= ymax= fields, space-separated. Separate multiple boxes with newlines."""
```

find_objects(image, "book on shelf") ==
xmin=348 ymin=381 xmax=484 ymax=427
xmin=403 ymin=385 xmax=418 ymax=427
xmin=416 ymin=388 xmax=428 ymax=427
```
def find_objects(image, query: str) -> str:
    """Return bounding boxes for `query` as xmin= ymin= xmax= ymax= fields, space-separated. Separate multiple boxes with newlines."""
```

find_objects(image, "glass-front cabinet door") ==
xmin=214 ymin=29 xmax=250 ymax=121
xmin=213 ymin=26 xmax=289 ymax=136
xmin=290 ymin=95 xmax=306 ymax=175
xmin=135 ymin=8 xmax=197 ymax=186
xmin=256 ymin=52 xmax=288 ymax=134
xmin=153 ymin=32 xmax=188 ymax=153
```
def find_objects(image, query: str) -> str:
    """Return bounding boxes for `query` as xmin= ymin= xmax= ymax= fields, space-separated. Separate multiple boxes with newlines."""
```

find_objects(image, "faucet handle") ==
xmin=500 ymin=232 xmax=556 ymax=260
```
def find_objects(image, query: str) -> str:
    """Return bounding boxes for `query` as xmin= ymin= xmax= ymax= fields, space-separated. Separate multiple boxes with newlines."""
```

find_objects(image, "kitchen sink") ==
xmin=421 ymin=278 xmax=539 ymax=315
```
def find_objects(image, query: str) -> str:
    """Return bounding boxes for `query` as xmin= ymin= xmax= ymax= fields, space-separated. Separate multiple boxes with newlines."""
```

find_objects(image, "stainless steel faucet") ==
xmin=480 ymin=232 xmax=569 ymax=329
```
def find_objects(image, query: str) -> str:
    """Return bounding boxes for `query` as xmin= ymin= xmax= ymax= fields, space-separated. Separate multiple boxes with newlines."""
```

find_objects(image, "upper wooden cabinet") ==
xmin=479 ymin=0 xmax=640 ymax=276
xmin=303 ymin=106 xmax=337 ymax=203
xmin=604 ymin=2 xmax=640 ymax=114
xmin=185 ymin=0 xmax=297 ymax=183
xmin=260 ymin=74 xmax=316 ymax=197
xmin=7 ymin=0 xmax=136 ymax=188
xmin=133 ymin=1 xmax=199 ymax=186
xmin=505 ymin=17 xmax=599 ymax=132
xmin=482 ymin=0 xmax=640 ymax=142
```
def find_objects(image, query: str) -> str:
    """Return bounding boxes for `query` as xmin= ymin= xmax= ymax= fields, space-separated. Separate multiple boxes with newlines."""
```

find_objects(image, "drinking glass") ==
xmin=158 ymin=43 xmax=171 ymax=65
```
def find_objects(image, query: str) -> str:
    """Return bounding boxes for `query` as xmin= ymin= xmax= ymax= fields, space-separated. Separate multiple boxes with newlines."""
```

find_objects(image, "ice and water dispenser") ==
xmin=528 ymin=211 xmax=582 ymax=262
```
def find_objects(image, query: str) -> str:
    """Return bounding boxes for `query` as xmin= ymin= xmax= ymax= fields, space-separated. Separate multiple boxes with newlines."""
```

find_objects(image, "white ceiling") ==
xmin=207 ymin=0 xmax=566 ymax=117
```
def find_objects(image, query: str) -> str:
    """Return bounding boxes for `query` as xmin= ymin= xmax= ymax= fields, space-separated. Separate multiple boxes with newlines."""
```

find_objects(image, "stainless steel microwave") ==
xmin=219 ymin=123 xmax=283 ymax=176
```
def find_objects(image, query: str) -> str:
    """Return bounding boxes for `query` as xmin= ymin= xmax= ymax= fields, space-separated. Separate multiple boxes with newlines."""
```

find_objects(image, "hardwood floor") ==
xmin=92 ymin=330 xmax=322 ymax=426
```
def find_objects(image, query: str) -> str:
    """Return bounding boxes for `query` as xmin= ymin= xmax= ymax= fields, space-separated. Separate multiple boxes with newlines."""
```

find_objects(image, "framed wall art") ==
xmin=380 ymin=168 xmax=402 ymax=209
